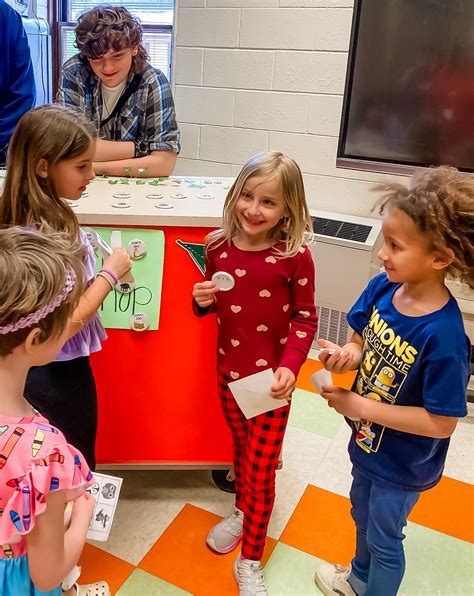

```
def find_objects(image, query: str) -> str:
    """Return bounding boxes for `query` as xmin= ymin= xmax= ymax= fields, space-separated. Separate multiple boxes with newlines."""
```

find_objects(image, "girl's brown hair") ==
xmin=374 ymin=167 xmax=474 ymax=288
xmin=0 ymin=227 xmax=86 ymax=357
xmin=75 ymin=6 xmax=149 ymax=73
xmin=0 ymin=104 xmax=96 ymax=243
xmin=208 ymin=151 xmax=313 ymax=258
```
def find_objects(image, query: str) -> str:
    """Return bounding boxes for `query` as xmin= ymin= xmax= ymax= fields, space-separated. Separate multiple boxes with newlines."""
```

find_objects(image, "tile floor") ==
xmin=79 ymin=359 xmax=474 ymax=595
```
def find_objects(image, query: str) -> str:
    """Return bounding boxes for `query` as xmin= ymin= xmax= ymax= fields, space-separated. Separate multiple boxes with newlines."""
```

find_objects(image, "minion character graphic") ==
xmin=356 ymin=392 xmax=382 ymax=452
xmin=373 ymin=366 xmax=399 ymax=395
xmin=361 ymin=350 xmax=377 ymax=378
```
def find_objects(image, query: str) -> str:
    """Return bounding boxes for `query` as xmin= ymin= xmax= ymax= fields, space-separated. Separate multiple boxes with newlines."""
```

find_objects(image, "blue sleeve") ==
xmin=347 ymin=273 xmax=389 ymax=335
xmin=422 ymin=335 xmax=469 ymax=418
xmin=0 ymin=6 xmax=35 ymax=152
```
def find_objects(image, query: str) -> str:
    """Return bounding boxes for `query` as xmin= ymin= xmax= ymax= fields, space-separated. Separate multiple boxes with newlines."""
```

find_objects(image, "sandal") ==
xmin=74 ymin=581 xmax=111 ymax=596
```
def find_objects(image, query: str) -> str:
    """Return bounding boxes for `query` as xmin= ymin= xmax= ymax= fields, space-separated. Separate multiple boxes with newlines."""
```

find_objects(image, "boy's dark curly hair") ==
xmin=373 ymin=167 xmax=474 ymax=288
xmin=75 ymin=5 xmax=148 ymax=73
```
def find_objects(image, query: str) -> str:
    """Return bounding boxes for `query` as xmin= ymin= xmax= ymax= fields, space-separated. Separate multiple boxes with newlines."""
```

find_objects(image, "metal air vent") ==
xmin=314 ymin=305 xmax=350 ymax=346
xmin=312 ymin=217 xmax=372 ymax=244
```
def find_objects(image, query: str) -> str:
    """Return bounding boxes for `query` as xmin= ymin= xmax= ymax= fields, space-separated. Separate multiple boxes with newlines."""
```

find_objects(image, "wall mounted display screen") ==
xmin=338 ymin=0 xmax=474 ymax=174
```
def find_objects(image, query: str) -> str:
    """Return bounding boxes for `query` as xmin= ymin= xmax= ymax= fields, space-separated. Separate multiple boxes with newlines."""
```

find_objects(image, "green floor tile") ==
xmin=266 ymin=523 xmax=474 ymax=595
xmin=289 ymin=388 xmax=343 ymax=439
xmin=265 ymin=542 xmax=324 ymax=595
xmin=117 ymin=568 xmax=191 ymax=596
xmin=401 ymin=522 xmax=474 ymax=595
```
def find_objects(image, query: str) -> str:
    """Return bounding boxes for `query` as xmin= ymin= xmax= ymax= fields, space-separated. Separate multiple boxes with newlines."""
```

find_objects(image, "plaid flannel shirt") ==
xmin=57 ymin=56 xmax=180 ymax=157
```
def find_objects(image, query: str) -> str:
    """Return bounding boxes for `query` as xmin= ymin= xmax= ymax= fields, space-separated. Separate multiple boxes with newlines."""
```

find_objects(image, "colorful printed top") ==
xmin=58 ymin=57 xmax=180 ymax=157
xmin=194 ymin=241 xmax=318 ymax=380
xmin=0 ymin=414 xmax=93 ymax=558
xmin=56 ymin=228 xmax=106 ymax=362
xmin=347 ymin=273 xmax=469 ymax=492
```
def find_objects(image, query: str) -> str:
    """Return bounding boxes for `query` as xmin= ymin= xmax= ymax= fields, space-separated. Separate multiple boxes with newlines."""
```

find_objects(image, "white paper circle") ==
xmin=129 ymin=312 xmax=150 ymax=332
xmin=127 ymin=239 xmax=147 ymax=260
xmin=212 ymin=271 xmax=235 ymax=291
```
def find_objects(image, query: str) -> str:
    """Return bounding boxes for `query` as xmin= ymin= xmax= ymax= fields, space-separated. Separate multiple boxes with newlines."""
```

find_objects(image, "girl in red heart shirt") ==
xmin=193 ymin=151 xmax=318 ymax=596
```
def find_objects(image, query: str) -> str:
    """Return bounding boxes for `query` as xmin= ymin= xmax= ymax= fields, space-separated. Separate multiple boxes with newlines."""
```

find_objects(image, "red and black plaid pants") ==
xmin=219 ymin=371 xmax=290 ymax=560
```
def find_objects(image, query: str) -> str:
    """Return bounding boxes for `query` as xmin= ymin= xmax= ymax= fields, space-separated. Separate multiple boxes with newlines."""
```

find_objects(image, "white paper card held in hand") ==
xmin=310 ymin=368 xmax=332 ymax=394
xmin=85 ymin=472 xmax=123 ymax=541
xmin=228 ymin=369 xmax=288 ymax=419
xmin=311 ymin=369 xmax=360 ymax=422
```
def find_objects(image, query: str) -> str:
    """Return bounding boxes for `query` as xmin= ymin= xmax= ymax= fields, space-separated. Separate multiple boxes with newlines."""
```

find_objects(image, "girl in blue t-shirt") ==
xmin=313 ymin=167 xmax=473 ymax=596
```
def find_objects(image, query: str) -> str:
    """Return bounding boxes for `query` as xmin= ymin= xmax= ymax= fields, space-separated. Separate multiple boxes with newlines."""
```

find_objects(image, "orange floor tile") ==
xmin=280 ymin=476 xmax=474 ymax=573
xmin=139 ymin=503 xmax=277 ymax=596
xmin=280 ymin=485 xmax=356 ymax=566
xmin=297 ymin=358 xmax=357 ymax=393
xmin=296 ymin=359 xmax=324 ymax=392
xmin=409 ymin=475 xmax=474 ymax=543
xmin=78 ymin=543 xmax=135 ymax=593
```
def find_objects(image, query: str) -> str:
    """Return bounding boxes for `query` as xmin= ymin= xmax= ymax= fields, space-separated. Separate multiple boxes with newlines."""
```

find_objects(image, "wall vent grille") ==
xmin=312 ymin=217 xmax=372 ymax=244
xmin=314 ymin=305 xmax=350 ymax=347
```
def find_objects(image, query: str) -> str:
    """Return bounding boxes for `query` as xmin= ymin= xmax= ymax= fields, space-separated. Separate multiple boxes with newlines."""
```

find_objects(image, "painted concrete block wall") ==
xmin=173 ymin=0 xmax=408 ymax=218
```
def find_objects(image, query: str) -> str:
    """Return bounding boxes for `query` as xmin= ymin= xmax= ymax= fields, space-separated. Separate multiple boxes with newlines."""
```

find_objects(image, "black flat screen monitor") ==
xmin=337 ymin=0 xmax=474 ymax=174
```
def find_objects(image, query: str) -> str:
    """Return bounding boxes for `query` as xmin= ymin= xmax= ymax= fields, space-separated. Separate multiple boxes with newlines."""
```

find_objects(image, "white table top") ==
xmin=73 ymin=176 xmax=233 ymax=228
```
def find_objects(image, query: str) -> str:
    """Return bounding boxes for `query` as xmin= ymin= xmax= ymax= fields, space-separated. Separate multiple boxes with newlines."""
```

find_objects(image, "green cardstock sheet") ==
xmin=84 ymin=226 xmax=165 ymax=330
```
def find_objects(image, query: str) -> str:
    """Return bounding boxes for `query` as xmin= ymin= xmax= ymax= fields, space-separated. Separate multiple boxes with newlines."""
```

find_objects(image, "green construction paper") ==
xmin=86 ymin=227 xmax=165 ymax=330
xmin=176 ymin=239 xmax=205 ymax=276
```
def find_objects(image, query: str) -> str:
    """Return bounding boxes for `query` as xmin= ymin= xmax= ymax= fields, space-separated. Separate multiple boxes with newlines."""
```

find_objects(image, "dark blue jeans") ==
xmin=348 ymin=469 xmax=420 ymax=596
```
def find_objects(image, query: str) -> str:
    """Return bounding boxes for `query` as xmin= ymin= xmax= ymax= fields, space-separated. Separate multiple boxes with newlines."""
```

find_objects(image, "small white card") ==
xmin=228 ymin=369 xmax=288 ymax=419
xmin=85 ymin=472 xmax=123 ymax=542
xmin=311 ymin=369 xmax=332 ymax=394
xmin=311 ymin=369 xmax=360 ymax=421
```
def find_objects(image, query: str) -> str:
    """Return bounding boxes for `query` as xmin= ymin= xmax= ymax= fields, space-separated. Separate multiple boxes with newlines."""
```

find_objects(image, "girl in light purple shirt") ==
xmin=0 ymin=104 xmax=131 ymax=471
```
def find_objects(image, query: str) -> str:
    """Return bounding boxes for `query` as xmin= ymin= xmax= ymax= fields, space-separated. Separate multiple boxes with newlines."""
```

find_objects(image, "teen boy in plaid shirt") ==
xmin=58 ymin=6 xmax=180 ymax=177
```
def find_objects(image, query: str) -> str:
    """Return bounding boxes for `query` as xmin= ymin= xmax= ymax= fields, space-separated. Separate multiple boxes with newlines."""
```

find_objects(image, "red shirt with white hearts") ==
xmin=195 ymin=241 xmax=318 ymax=381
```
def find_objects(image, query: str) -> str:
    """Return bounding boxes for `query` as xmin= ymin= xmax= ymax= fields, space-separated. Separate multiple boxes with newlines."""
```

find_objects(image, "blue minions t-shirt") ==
xmin=347 ymin=273 xmax=469 ymax=492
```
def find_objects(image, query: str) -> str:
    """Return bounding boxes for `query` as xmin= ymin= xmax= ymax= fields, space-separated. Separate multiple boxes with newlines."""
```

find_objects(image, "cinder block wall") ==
xmin=173 ymin=0 xmax=406 ymax=217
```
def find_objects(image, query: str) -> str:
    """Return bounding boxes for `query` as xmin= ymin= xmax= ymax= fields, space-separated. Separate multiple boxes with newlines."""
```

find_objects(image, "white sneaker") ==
xmin=233 ymin=555 xmax=268 ymax=596
xmin=206 ymin=506 xmax=244 ymax=553
xmin=314 ymin=563 xmax=356 ymax=596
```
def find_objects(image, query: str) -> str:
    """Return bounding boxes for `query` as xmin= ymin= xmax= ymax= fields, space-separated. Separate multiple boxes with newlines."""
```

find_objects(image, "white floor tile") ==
xmin=90 ymin=469 xmax=227 ymax=565
xmin=443 ymin=414 xmax=474 ymax=485
xmin=268 ymin=426 xmax=332 ymax=539
xmin=310 ymin=423 xmax=353 ymax=498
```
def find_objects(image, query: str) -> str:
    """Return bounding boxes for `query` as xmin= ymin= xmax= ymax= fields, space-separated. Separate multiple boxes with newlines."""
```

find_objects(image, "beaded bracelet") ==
xmin=97 ymin=271 xmax=115 ymax=291
xmin=99 ymin=267 xmax=119 ymax=286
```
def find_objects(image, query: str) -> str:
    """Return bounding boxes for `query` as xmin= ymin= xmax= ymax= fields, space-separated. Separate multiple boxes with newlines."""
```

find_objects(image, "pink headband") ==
xmin=0 ymin=269 xmax=76 ymax=335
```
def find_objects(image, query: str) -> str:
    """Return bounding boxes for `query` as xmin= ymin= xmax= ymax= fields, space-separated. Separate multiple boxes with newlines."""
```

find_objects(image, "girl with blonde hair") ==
xmin=0 ymin=227 xmax=108 ymax=596
xmin=193 ymin=151 xmax=318 ymax=595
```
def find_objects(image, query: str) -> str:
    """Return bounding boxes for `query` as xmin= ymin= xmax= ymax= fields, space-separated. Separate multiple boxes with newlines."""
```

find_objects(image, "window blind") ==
xmin=68 ymin=0 xmax=174 ymax=25
xmin=61 ymin=26 xmax=172 ymax=80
